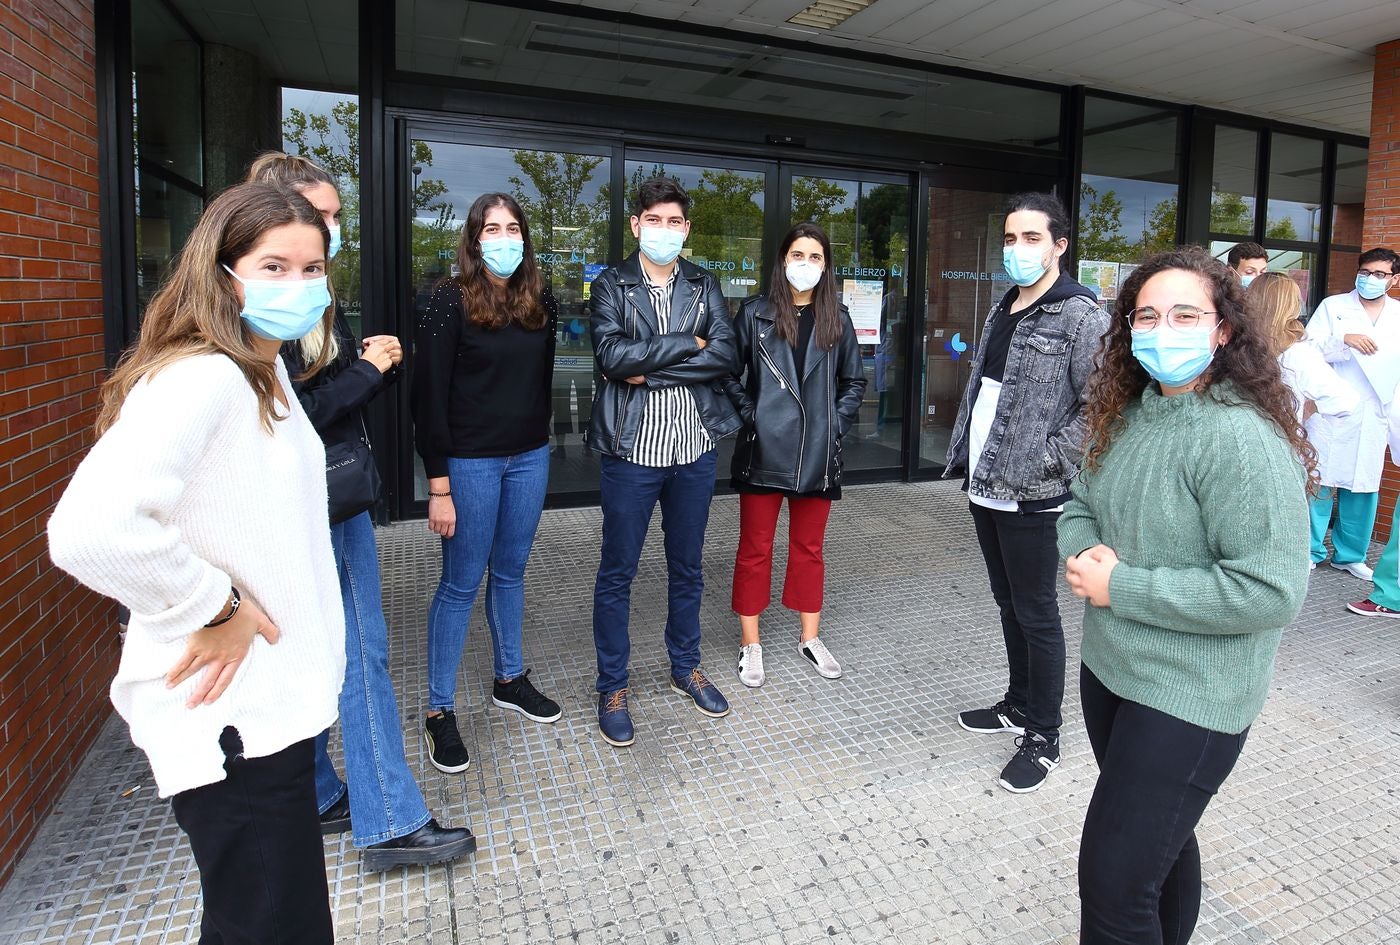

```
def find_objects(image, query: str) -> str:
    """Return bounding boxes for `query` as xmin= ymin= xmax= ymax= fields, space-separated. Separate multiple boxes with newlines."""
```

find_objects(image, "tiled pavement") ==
xmin=2 ymin=480 xmax=1398 ymax=944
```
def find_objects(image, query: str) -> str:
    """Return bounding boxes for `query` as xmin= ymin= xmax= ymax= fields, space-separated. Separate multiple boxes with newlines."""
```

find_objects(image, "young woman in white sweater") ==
xmin=48 ymin=181 xmax=344 ymax=944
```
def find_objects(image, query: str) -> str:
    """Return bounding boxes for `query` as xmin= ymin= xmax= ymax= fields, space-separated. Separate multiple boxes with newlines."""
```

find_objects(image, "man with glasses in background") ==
xmin=1303 ymin=248 xmax=1400 ymax=580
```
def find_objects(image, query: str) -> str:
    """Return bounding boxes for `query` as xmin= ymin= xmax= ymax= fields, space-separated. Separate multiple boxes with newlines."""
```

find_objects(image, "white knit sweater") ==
xmin=48 ymin=354 xmax=345 ymax=797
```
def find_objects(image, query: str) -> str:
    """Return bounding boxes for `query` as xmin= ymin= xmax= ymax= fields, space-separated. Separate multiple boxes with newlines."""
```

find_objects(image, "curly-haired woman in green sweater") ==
xmin=1059 ymin=246 xmax=1314 ymax=944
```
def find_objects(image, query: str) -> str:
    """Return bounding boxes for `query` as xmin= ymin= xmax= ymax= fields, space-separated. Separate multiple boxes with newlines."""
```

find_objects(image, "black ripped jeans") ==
xmin=1078 ymin=665 xmax=1249 ymax=945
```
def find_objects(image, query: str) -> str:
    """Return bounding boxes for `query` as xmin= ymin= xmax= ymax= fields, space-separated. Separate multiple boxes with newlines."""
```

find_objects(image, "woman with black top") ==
xmin=412 ymin=192 xmax=562 ymax=775
xmin=249 ymin=152 xmax=474 ymax=869
xmin=724 ymin=222 xmax=867 ymax=686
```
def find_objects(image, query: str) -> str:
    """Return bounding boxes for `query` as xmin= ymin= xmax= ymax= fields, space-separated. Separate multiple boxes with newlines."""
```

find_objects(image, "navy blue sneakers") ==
xmin=598 ymin=688 xmax=635 ymax=747
xmin=669 ymin=668 xmax=730 ymax=718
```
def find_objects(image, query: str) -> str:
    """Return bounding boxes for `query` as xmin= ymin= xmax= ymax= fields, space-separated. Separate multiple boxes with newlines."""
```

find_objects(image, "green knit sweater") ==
xmin=1057 ymin=383 xmax=1310 ymax=734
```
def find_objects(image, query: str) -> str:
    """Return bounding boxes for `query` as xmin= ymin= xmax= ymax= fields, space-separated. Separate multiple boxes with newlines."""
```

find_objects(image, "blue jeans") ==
xmin=427 ymin=444 xmax=550 ymax=710
xmin=593 ymin=450 xmax=718 ymax=693
xmin=313 ymin=511 xmax=431 ymax=847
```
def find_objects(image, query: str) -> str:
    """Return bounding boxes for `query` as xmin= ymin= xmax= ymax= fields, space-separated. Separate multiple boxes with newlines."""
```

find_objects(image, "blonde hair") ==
xmin=97 ymin=182 xmax=333 ymax=434
xmin=245 ymin=152 xmax=342 ymax=364
xmin=1244 ymin=271 xmax=1305 ymax=357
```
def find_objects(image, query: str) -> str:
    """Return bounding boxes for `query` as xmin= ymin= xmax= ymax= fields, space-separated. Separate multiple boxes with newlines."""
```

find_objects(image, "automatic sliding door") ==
xmin=405 ymin=132 xmax=612 ymax=501
xmin=786 ymin=169 xmax=912 ymax=476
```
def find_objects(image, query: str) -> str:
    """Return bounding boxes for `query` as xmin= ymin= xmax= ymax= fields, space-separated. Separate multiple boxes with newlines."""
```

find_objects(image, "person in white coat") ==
xmin=1302 ymin=247 xmax=1400 ymax=580
xmin=1346 ymin=389 xmax=1400 ymax=618
xmin=1247 ymin=272 xmax=1358 ymax=425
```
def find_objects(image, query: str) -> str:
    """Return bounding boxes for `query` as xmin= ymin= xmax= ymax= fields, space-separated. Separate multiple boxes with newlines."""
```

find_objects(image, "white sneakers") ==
xmin=735 ymin=636 xmax=844 ymax=685
xmin=737 ymin=643 xmax=765 ymax=687
xmin=1329 ymin=559 xmax=1375 ymax=581
xmin=798 ymin=637 xmax=843 ymax=679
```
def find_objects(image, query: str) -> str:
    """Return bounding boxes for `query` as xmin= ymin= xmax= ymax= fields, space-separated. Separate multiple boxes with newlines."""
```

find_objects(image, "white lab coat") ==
xmin=1303 ymin=290 xmax=1400 ymax=491
xmin=1279 ymin=341 xmax=1358 ymax=424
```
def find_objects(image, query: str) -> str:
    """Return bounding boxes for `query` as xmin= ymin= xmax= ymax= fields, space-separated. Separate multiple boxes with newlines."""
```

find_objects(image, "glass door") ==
xmin=918 ymin=175 xmax=1059 ymax=472
xmin=782 ymin=166 xmax=913 ymax=478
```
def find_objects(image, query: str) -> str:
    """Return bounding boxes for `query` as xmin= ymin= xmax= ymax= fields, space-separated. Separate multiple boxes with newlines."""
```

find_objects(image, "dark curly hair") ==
xmin=1083 ymin=246 xmax=1317 ymax=487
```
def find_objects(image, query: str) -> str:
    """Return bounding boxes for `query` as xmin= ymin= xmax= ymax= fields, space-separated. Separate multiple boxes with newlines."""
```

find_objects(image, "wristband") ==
xmin=206 ymin=586 xmax=241 ymax=627
xmin=428 ymin=490 xmax=452 ymax=497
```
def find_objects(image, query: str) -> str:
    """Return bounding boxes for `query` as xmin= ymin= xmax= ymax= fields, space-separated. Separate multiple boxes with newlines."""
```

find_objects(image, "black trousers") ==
xmin=169 ymin=731 xmax=334 ymax=945
xmin=969 ymin=503 xmax=1065 ymax=739
xmin=1079 ymin=665 xmax=1248 ymax=945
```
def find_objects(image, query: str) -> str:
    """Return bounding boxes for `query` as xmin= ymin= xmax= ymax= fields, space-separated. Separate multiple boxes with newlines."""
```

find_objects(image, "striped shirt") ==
xmin=631 ymin=268 xmax=712 ymax=468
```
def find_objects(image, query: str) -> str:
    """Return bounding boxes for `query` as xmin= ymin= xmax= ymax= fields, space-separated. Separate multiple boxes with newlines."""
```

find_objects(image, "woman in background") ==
xmin=724 ymin=221 xmax=866 ymax=686
xmin=247 ymin=152 xmax=475 ymax=870
xmin=413 ymin=192 xmax=562 ymax=775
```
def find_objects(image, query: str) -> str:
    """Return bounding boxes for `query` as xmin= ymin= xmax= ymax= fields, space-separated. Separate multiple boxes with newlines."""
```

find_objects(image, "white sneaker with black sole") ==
xmin=737 ymin=643 xmax=765 ymax=687
xmin=798 ymin=637 xmax=842 ymax=679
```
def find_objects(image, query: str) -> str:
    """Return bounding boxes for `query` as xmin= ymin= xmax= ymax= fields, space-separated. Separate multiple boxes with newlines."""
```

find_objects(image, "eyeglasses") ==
xmin=1357 ymin=268 xmax=1395 ymax=280
xmin=1127 ymin=305 xmax=1218 ymax=333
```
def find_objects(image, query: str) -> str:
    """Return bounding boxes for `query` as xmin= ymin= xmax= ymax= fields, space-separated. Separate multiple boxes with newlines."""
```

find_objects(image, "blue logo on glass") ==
xmin=944 ymin=332 xmax=970 ymax=361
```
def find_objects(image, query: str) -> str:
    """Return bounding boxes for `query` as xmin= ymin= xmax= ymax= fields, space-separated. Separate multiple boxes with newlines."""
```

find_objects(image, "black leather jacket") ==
xmin=586 ymin=252 xmax=742 ymax=459
xmin=723 ymin=295 xmax=867 ymax=494
xmin=281 ymin=311 xmax=396 ymax=511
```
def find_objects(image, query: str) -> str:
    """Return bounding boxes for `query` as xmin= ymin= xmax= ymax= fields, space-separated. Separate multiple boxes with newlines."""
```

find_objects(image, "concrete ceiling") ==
xmin=549 ymin=0 xmax=1391 ymax=135
xmin=170 ymin=0 xmax=1392 ymax=136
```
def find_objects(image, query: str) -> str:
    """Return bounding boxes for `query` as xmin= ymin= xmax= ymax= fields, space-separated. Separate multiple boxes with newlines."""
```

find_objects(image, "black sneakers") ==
xmin=424 ymin=710 xmax=470 ymax=774
xmin=957 ymin=699 xmax=1029 ymax=735
xmin=998 ymin=732 xmax=1060 ymax=793
xmin=492 ymin=669 xmax=562 ymax=723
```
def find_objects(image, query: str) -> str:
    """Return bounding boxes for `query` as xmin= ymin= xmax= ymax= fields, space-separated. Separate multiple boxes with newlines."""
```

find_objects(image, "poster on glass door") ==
xmin=842 ymin=278 xmax=883 ymax=345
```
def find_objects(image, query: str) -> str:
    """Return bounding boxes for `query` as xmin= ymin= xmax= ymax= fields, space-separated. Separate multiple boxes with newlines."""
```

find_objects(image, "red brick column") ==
xmin=1367 ymin=40 xmax=1400 ymax=542
xmin=0 ymin=0 xmax=112 ymax=885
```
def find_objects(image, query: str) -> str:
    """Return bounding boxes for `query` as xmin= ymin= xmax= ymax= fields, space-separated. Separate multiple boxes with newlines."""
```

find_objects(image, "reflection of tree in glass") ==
xmin=509 ymin=151 xmax=610 ymax=260
xmin=1078 ymin=183 xmax=1134 ymax=261
xmin=687 ymin=169 xmax=763 ymax=264
xmin=283 ymin=101 xmax=449 ymax=306
xmin=858 ymin=184 xmax=908 ymax=269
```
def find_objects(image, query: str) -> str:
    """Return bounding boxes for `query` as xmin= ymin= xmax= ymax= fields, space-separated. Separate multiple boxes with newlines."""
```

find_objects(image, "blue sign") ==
xmin=944 ymin=332 xmax=971 ymax=361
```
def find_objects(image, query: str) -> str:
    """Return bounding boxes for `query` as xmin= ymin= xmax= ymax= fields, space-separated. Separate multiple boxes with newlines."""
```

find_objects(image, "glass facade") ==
xmin=106 ymin=0 xmax=1371 ymax=515
xmin=1076 ymin=96 xmax=1181 ymax=305
xmin=132 ymin=0 xmax=202 ymax=312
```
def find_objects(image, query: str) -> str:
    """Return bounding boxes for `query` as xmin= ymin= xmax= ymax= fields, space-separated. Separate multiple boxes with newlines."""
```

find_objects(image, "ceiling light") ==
xmin=787 ymin=0 xmax=876 ymax=30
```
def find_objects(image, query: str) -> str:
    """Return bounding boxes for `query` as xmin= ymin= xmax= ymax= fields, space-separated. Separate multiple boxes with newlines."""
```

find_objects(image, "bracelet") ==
xmin=428 ymin=490 xmax=452 ymax=497
xmin=206 ymin=586 xmax=241 ymax=627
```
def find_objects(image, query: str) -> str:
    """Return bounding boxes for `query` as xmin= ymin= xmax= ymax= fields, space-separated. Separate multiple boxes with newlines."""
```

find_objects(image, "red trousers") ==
xmin=731 ymin=492 xmax=833 ymax=615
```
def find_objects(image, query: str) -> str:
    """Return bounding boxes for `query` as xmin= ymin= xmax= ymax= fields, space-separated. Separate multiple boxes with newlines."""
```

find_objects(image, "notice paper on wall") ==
xmin=842 ymin=278 xmax=883 ymax=346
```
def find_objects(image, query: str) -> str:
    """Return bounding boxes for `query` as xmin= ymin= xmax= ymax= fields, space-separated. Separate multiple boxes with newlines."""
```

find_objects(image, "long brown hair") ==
xmin=244 ymin=152 xmax=342 ymax=367
xmin=769 ymin=222 xmax=842 ymax=350
xmin=96 ymin=182 xmax=333 ymax=434
xmin=1083 ymin=246 xmax=1316 ymax=484
xmin=1245 ymin=271 xmax=1305 ymax=356
xmin=451 ymin=192 xmax=546 ymax=330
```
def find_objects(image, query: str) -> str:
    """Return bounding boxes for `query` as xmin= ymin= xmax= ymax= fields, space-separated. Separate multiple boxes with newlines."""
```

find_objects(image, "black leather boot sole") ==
xmin=361 ymin=819 xmax=477 ymax=871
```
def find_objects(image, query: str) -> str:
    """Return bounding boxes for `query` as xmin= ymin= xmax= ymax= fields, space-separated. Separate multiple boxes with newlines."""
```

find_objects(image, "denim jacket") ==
xmin=944 ymin=278 xmax=1110 ymax=510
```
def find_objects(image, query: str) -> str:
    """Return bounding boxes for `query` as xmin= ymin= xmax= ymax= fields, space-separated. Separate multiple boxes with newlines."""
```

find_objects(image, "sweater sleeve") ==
xmin=412 ymin=282 xmax=463 ymax=479
xmin=47 ymin=357 xmax=243 ymax=644
xmin=1105 ymin=412 xmax=1309 ymax=636
xmin=1056 ymin=470 xmax=1102 ymax=559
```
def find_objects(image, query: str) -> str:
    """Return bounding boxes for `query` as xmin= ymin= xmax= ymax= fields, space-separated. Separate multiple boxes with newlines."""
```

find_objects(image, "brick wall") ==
xmin=0 ymin=0 xmax=113 ymax=886
xmin=1366 ymin=39 xmax=1400 ymax=542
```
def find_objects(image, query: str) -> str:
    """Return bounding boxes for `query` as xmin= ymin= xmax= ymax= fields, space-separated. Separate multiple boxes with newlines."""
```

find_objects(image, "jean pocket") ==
xmin=1024 ymin=332 xmax=1070 ymax=383
xmin=1186 ymin=726 xmax=1249 ymax=795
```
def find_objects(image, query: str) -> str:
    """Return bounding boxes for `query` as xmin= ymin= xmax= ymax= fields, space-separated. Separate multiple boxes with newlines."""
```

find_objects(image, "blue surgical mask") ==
xmin=480 ymin=237 xmax=525 ymax=278
xmin=1240 ymin=274 xmax=1255 ymax=288
xmin=1131 ymin=327 xmax=1217 ymax=388
xmin=638 ymin=226 xmax=685 ymax=266
xmin=327 ymin=224 xmax=342 ymax=259
xmin=1357 ymin=273 xmax=1392 ymax=300
xmin=1003 ymin=244 xmax=1051 ymax=287
xmin=223 ymin=265 xmax=332 ymax=341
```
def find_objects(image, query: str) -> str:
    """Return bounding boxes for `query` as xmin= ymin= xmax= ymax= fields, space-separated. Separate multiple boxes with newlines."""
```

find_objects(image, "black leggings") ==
xmin=1079 ymin=665 xmax=1248 ymax=945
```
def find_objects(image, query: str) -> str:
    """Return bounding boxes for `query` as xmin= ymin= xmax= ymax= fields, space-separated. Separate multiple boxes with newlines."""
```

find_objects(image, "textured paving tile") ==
xmin=2 ymin=480 xmax=1398 ymax=944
